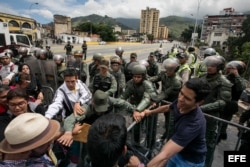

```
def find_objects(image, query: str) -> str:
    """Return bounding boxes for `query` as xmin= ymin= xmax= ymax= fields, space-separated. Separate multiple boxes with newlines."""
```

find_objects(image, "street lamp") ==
xmin=191 ymin=0 xmax=202 ymax=46
xmin=29 ymin=2 xmax=39 ymax=10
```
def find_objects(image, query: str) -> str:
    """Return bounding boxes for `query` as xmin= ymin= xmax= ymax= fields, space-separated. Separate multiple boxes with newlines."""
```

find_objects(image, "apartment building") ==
xmin=201 ymin=8 xmax=246 ymax=47
xmin=140 ymin=7 xmax=160 ymax=39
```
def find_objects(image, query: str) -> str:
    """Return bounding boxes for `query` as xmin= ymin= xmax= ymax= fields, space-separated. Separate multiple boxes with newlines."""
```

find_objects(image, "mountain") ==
xmin=71 ymin=14 xmax=131 ymax=30
xmin=71 ymin=14 xmax=196 ymax=38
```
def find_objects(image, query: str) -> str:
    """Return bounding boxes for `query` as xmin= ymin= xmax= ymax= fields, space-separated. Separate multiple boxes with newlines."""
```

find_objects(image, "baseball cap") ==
xmin=93 ymin=90 xmax=109 ymax=112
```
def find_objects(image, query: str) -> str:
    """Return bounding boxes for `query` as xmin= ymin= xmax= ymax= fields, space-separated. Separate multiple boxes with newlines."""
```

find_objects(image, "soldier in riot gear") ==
xmin=124 ymin=53 xmax=139 ymax=82
xmin=18 ymin=47 xmax=34 ymax=64
xmin=218 ymin=61 xmax=247 ymax=142
xmin=37 ymin=49 xmax=47 ymax=60
xmin=199 ymin=55 xmax=232 ymax=167
xmin=147 ymin=52 xmax=159 ymax=89
xmin=176 ymin=52 xmax=191 ymax=85
xmin=45 ymin=45 xmax=54 ymax=60
xmin=89 ymin=59 xmax=117 ymax=96
xmin=195 ymin=47 xmax=217 ymax=77
xmin=187 ymin=46 xmax=197 ymax=77
xmin=149 ymin=58 xmax=182 ymax=142
xmin=68 ymin=50 xmax=88 ymax=83
xmin=110 ymin=55 xmax=126 ymax=98
xmin=88 ymin=53 xmax=104 ymax=83
xmin=64 ymin=41 xmax=74 ymax=55
xmin=120 ymin=64 xmax=157 ymax=147
xmin=115 ymin=47 xmax=127 ymax=72
xmin=53 ymin=54 xmax=66 ymax=85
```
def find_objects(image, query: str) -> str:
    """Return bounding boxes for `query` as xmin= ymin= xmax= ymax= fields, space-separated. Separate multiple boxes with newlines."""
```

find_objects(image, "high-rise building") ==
xmin=158 ymin=25 xmax=168 ymax=39
xmin=140 ymin=7 xmax=160 ymax=39
xmin=200 ymin=8 xmax=246 ymax=46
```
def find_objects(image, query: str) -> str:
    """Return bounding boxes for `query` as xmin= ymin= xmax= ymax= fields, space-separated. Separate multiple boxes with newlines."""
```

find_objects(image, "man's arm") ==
xmin=45 ymin=90 xmax=65 ymax=119
xmin=147 ymin=139 xmax=183 ymax=167
xmin=78 ymin=80 xmax=92 ymax=105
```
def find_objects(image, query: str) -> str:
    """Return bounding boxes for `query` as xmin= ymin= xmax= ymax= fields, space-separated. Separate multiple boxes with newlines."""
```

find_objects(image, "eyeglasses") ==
xmin=8 ymin=101 xmax=27 ymax=107
xmin=0 ymin=95 xmax=7 ymax=99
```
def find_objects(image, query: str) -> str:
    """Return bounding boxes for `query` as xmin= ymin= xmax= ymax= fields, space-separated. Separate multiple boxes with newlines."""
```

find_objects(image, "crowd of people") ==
xmin=0 ymin=42 xmax=249 ymax=167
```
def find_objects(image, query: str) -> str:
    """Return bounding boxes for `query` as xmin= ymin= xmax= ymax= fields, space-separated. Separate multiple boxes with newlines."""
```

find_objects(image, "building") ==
xmin=0 ymin=12 xmax=39 ymax=41
xmin=113 ymin=25 xmax=122 ymax=33
xmin=140 ymin=7 xmax=160 ymax=39
xmin=54 ymin=14 xmax=72 ymax=37
xmin=200 ymin=8 xmax=246 ymax=47
xmin=158 ymin=25 xmax=168 ymax=39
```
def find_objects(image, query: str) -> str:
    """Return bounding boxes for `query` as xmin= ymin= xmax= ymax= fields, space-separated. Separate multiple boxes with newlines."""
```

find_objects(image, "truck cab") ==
xmin=0 ymin=22 xmax=33 ymax=53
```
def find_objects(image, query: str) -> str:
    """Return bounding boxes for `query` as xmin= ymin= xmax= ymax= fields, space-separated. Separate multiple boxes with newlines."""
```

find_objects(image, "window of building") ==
xmin=214 ymin=33 xmax=222 ymax=36
xmin=22 ymin=22 xmax=32 ymax=29
xmin=9 ymin=20 xmax=19 ymax=27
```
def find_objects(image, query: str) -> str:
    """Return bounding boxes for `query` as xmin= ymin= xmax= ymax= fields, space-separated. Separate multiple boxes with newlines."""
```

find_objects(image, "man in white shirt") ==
xmin=45 ymin=68 xmax=92 ymax=120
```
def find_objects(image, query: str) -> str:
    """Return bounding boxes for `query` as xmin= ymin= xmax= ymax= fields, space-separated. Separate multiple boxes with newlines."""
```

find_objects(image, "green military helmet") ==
xmin=92 ymin=53 xmax=103 ymax=61
xmin=203 ymin=48 xmax=216 ymax=58
xmin=110 ymin=55 xmax=121 ymax=64
xmin=53 ymin=54 xmax=64 ymax=62
xmin=162 ymin=58 xmax=180 ymax=72
xmin=74 ymin=50 xmax=83 ymax=58
xmin=115 ymin=47 xmax=124 ymax=56
xmin=226 ymin=60 xmax=246 ymax=75
xmin=132 ymin=64 xmax=147 ymax=76
xmin=126 ymin=61 xmax=139 ymax=72
xmin=18 ymin=47 xmax=28 ymax=55
xmin=203 ymin=55 xmax=225 ymax=71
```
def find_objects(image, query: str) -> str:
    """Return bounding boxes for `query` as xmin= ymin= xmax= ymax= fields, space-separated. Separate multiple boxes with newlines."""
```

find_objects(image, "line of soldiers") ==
xmin=0 ymin=45 xmax=249 ymax=167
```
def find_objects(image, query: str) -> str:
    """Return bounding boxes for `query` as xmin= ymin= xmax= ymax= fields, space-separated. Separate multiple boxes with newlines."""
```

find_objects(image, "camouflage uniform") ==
xmin=199 ymin=56 xmax=232 ymax=167
xmin=63 ymin=90 xmax=135 ymax=167
xmin=121 ymin=64 xmax=158 ymax=148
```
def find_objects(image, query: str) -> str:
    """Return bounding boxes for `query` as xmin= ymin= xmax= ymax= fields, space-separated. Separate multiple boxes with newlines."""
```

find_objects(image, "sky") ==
xmin=0 ymin=0 xmax=250 ymax=24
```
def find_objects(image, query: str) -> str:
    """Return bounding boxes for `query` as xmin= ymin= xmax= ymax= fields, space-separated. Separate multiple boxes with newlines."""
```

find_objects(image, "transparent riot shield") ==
xmin=40 ymin=60 xmax=58 ymax=91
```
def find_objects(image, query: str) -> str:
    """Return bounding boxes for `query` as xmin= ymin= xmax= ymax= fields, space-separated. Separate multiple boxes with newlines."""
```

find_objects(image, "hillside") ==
xmin=71 ymin=14 xmax=196 ymax=38
xmin=72 ymin=14 xmax=131 ymax=30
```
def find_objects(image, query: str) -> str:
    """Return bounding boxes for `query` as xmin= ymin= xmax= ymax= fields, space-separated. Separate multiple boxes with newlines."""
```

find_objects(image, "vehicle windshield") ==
xmin=15 ymin=35 xmax=30 ymax=46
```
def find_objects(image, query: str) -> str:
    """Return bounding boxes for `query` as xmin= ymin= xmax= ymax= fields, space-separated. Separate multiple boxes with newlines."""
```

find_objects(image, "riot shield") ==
xmin=40 ymin=60 xmax=58 ymax=91
xmin=24 ymin=56 xmax=47 ymax=85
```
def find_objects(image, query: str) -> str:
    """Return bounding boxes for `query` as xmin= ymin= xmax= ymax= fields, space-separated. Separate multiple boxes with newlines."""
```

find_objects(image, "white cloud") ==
xmin=1 ymin=0 xmax=250 ymax=23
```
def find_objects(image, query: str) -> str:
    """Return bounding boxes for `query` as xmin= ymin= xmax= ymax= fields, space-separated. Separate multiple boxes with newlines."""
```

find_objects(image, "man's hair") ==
xmin=0 ymin=85 xmax=10 ymax=94
xmin=185 ymin=78 xmax=211 ymax=102
xmin=63 ymin=68 xmax=78 ymax=78
xmin=7 ymin=88 xmax=29 ymax=102
xmin=87 ymin=113 xmax=127 ymax=167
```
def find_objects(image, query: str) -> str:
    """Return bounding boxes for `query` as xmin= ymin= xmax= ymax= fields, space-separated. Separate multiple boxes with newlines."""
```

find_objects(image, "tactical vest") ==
xmin=93 ymin=74 xmax=112 ymax=92
xmin=147 ymin=61 xmax=158 ymax=76
xmin=128 ymin=82 xmax=146 ymax=105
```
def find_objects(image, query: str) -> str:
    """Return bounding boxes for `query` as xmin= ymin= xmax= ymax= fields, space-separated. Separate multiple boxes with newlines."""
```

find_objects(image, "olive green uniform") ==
xmin=150 ymin=72 xmax=182 ymax=141
xmin=120 ymin=79 xmax=157 ymax=147
xmin=199 ymin=73 xmax=232 ymax=167
xmin=88 ymin=72 xmax=117 ymax=97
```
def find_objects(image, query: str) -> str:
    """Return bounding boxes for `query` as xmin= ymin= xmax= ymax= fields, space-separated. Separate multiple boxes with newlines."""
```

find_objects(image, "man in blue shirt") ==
xmin=141 ymin=78 xmax=210 ymax=167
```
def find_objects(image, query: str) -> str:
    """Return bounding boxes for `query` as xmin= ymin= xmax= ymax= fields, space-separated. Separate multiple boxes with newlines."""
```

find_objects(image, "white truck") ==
xmin=0 ymin=22 xmax=33 ymax=53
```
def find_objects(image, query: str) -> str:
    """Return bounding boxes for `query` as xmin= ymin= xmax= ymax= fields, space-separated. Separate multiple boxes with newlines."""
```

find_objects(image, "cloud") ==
xmin=1 ymin=0 xmax=250 ymax=24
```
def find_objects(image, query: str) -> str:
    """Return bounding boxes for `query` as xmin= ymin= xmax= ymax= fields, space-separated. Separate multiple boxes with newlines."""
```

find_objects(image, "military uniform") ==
xmin=62 ymin=90 xmax=134 ymax=167
xmin=121 ymin=77 xmax=157 ymax=147
xmin=110 ymin=69 xmax=125 ymax=98
xmin=89 ymin=68 xmax=117 ymax=97
xmin=199 ymin=73 xmax=232 ymax=167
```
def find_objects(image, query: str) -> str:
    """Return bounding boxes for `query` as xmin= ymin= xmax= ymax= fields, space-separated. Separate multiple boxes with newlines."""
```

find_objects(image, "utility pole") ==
xmin=191 ymin=0 xmax=202 ymax=46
